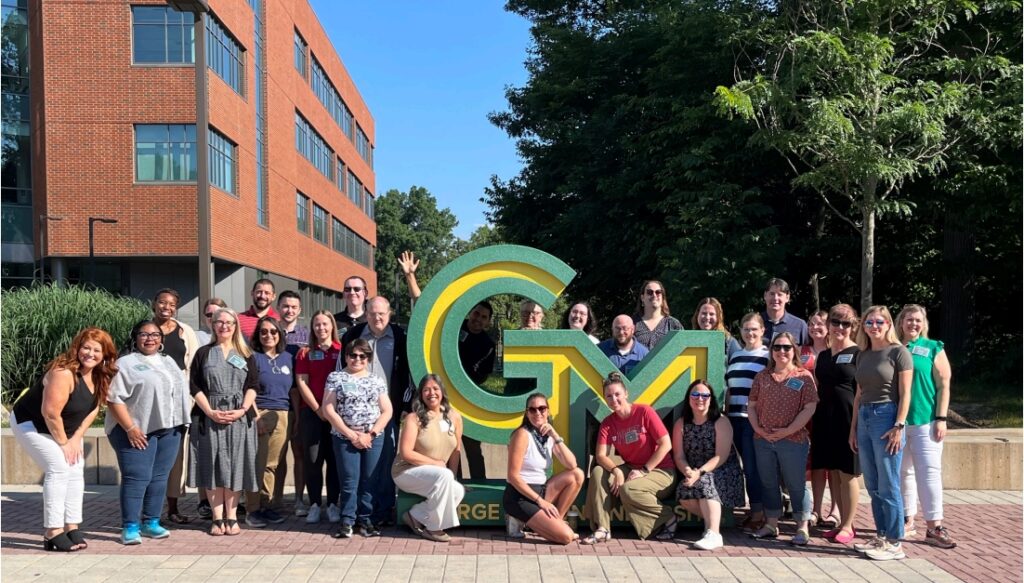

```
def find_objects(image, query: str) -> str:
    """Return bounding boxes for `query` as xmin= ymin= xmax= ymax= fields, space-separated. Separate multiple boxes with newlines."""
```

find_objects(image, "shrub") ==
xmin=1 ymin=283 xmax=151 ymax=405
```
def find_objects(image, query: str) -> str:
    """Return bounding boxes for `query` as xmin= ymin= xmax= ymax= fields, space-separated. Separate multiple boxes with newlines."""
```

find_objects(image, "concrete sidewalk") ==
xmin=2 ymin=486 xmax=1020 ymax=582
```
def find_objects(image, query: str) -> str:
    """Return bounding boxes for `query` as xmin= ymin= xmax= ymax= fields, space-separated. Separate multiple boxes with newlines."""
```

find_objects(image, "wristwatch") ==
xmin=893 ymin=421 xmax=906 ymax=430
xmin=369 ymin=428 xmax=380 ymax=438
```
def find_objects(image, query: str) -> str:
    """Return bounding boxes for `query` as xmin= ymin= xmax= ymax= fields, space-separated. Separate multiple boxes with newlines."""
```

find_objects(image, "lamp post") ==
xmin=38 ymin=214 xmax=63 ymax=284
xmin=88 ymin=217 xmax=118 ymax=285
xmin=170 ymin=0 xmax=213 ymax=305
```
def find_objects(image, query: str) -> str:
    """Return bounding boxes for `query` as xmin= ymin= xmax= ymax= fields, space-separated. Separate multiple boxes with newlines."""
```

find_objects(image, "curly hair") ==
xmin=47 ymin=327 xmax=119 ymax=408
xmin=411 ymin=374 xmax=452 ymax=430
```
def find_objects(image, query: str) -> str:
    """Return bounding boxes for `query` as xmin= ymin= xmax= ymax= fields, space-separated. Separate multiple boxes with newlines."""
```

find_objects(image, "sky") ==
xmin=309 ymin=2 xmax=533 ymax=239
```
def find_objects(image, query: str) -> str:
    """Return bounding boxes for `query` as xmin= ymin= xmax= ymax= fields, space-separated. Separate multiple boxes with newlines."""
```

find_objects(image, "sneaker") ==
xmin=121 ymin=522 xmax=142 ymax=545
xmin=262 ymin=508 xmax=286 ymax=524
xmin=306 ymin=503 xmax=322 ymax=524
xmin=326 ymin=503 xmax=342 ymax=523
xmin=865 ymin=540 xmax=906 ymax=561
xmin=693 ymin=530 xmax=724 ymax=551
xmin=245 ymin=510 xmax=268 ymax=528
xmin=855 ymin=536 xmax=886 ymax=553
xmin=359 ymin=522 xmax=381 ymax=537
xmin=331 ymin=524 xmax=353 ymax=539
xmin=901 ymin=523 xmax=918 ymax=539
xmin=197 ymin=500 xmax=212 ymax=519
xmin=140 ymin=518 xmax=170 ymax=539
xmin=925 ymin=526 xmax=957 ymax=549
xmin=294 ymin=499 xmax=309 ymax=517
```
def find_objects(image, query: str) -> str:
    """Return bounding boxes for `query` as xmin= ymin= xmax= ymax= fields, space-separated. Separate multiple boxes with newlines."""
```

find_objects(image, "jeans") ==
xmin=901 ymin=422 xmax=944 ymax=521
xmin=729 ymin=416 xmax=763 ymax=512
xmin=333 ymin=431 xmax=385 ymax=526
xmin=858 ymin=402 xmax=905 ymax=541
xmin=108 ymin=425 xmax=183 ymax=525
xmin=299 ymin=407 xmax=339 ymax=507
xmin=370 ymin=420 xmax=397 ymax=524
xmin=753 ymin=437 xmax=811 ymax=521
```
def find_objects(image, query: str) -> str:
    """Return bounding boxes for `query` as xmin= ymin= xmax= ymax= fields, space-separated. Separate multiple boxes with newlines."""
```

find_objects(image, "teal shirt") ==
xmin=906 ymin=337 xmax=944 ymax=426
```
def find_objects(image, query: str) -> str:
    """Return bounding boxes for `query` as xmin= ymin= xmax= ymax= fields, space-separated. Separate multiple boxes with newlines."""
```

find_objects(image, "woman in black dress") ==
xmin=810 ymin=304 xmax=861 ymax=544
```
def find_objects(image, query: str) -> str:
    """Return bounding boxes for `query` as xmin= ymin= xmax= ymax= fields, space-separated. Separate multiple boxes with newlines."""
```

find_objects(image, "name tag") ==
xmin=624 ymin=429 xmax=640 ymax=444
xmin=800 ymin=354 xmax=811 ymax=364
xmin=835 ymin=354 xmax=854 ymax=365
xmin=912 ymin=346 xmax=931 ymax=358
xmin=227 ymin=354 xmax=247 ymax=370
xmin=279 ymin=365 xmax=290 ymax=375
xmin=784 ymin=378 xmax=804 ymax=391
xmin=341 ymin=382 xmax=358 ymax=394
xmin=310 ymin=350 xmax=325 ymax=361
xmin=133 ymin=364 xmax=151 ymax=372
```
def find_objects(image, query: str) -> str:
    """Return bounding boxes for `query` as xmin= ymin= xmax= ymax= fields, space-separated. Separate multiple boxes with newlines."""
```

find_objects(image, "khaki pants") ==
xmin=246 ymin=410 xmax=290 ymax=511
xmin=166 ymin=431 xmax=188 ymax=499
xmin=584 ymin=464 xmax=677 ymax=539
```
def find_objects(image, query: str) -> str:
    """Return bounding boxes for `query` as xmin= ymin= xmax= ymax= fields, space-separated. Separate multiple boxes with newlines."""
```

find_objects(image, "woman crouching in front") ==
xmin=503 ymin=393 xmax=585 ymax=544
xmin=392 ymin=374 xmax=465 ymax=542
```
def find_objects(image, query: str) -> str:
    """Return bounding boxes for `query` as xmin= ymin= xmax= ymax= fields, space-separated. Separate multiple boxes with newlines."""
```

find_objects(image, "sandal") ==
xmin=655 ymin=516 xmax=679 ymax=541
xmin=224 ymin=519 xmax=241 ymax=536
xmin=750 ymin=525 xmax=779 ymax=539
xmin=66 ymin=529 xmax=88 ymax=550
xmin=209 ymin=519 xmax=225 ymax=536
xmin=820 ymin=513 xmax=840 ymax=528
xmin=43 ymin=533 xmax=76 ymax=552
xmin=810 ymin=512 xmax=821 ymax=526
xmin=580 ymin=528 xmax=612 ymax=545
xmin=740 ymin=514 xmax=765 ymax=533
xmin=167 ymin=512 xmax=193 ymax=525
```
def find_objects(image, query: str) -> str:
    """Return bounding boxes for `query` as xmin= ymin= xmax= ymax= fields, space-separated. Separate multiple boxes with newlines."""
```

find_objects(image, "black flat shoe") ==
xmin=43 ymin=533 xmax=76 ymax=552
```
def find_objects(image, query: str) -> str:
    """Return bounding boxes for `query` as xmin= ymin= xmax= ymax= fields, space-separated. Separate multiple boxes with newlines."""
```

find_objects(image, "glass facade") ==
xmin=208 ymin=127 xmax=236 ymax=194
xmin=331 ymin=217 xmax=372 ymax=267
xmin=206 ymin=14 xmax=244 ymax=95
xmin=250 ymin=0 xmax=268 ymax=227
xmin=135 ymin=124 xmax=197 ymax=182
xmin=311 ymin=56 xmax=354 ymax=142
xmin=2 ymin=0 xmax=31 ymax=282
xmin=295 ymin=112 xmax=333 ymax=180
xmin=132 ymin=6 xmax=194 ymax=64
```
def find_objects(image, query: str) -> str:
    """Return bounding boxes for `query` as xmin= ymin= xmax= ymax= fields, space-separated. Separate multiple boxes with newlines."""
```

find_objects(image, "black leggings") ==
xmin=299 ymin=407 xmax=339 ymax=507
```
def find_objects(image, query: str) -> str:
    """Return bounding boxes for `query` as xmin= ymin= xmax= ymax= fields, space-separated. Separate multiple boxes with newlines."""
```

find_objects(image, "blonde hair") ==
xmin=856 ymin=306 xmax=901 ymax=350
xmin=896 ymin=304 xmax=930 ymax=342
xmin=211 ymin=308 xmax=252 ymax=357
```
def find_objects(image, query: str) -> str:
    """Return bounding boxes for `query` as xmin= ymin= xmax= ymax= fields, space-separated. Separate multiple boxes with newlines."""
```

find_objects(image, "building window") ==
xmin=364 ymin=188 xmax=375 ymax=219
xmin=335 ymin=158 xmax=345 ymax=192
xmin=296 ymin=192 xmax=309 ymax=234
xmin=295 ymin=112 xmax=334 ymax=180
xmin=355 ymin=126 xmax=372 ymax=164
xmin=208 ymin=127 xmax=236 ymax=194
xmin=132 ymin=6 xmax=194 ymax=64
xmin=332 ymin=217 xmax=344 ymax=254
xmin=312 ymin=204 xmax=328 ymax=244
xmin=311 ymin=56 xmax=355 ymax=144
xmin=206 ymin=15 xmax=244 ymax=95
xmin=135 ymin=124 xmax=197 ymax=182
xmin=293 ymin=29 xmax=308 ymax=79
xmin=347 ymin=170 xmax=362 ymax=207
xmin=330 ymin=217 xmax=372 ymax=267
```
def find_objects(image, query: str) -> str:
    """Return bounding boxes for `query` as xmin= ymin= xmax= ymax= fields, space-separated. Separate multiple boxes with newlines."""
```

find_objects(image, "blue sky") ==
xmin=309 ymin=2 xmax=532 ymax=239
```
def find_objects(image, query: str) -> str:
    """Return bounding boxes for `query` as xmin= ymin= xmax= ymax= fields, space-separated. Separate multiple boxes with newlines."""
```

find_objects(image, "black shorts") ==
xmin=502 ymin=483 xmax=547 ymax=523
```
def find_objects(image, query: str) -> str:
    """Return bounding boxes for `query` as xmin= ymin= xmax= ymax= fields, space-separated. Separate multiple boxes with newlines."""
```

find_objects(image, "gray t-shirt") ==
xmin=855 ymin=344 xmax=913 ymax=404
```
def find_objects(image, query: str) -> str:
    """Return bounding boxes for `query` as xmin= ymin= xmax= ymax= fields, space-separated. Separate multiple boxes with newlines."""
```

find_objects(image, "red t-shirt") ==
xmin=238 ymin=306 xmax=281 ymax=343
xmin=294 ymin=340 xmax=342 ymax=409
xmin=596 ymin=404 xmax=674 ymax=470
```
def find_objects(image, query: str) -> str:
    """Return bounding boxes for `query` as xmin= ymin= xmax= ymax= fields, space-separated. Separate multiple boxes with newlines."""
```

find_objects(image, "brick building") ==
xmin=1 ymin=0 xmax=376 ymax=326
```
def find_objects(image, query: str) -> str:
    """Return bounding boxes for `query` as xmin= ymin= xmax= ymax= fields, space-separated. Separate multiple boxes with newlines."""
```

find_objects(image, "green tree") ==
xmin=714 ymin=0 xmax=1022 ymax=311
xmin=375 ymin=186 xmax=459 ymax=319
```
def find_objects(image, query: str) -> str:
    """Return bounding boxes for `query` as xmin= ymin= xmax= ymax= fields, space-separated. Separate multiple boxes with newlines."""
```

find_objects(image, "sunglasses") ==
xmin=527 ymin=406 xmax=549 ymax=414
xmin=343 ymin=286 xmax=364 ymax=293
xmin=829 ymin=319 xmax=853 ymax=329
xmin=689 ymin=392 xmax=712 ymax=400
xmin=864 ymin=319 xmax=887 ymax=328
xmin=346 ymin=353 xmax=369 ymax=360
xmin=644 ymin=289 xmax=664 ymax=297
xmin=771 ymin=344 xmax=794 ymax=352
xmin=259 ymin=329 xmax=279 ymax=336
xmin=204 ymin=311 xmax=218 ymax=318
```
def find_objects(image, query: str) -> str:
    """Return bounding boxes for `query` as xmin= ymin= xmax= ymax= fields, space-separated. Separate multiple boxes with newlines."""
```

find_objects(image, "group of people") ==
xmin=11 ymin=256 xmax=955 ymax=562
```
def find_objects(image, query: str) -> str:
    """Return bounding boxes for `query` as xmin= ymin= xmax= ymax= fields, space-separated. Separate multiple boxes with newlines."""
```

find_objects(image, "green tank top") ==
xmin=906 ymin=337 xmax=944 ymax=426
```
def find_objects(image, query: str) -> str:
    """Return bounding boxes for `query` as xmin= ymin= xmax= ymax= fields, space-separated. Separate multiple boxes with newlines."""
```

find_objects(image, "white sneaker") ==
xmin=294 ymin=499 xmax=308 ymax=517
xmin=854 ymin=536 xmax=885 ymax=553
xmin=326 ymin=503 xmax=342 ymax=523
xmin=693 ymin=530 xmax=724 ymax=551
xmin=865 ymin=541 xmax=906 ymax=561
xmin=305 ymin=503 xmax=321 ymax=524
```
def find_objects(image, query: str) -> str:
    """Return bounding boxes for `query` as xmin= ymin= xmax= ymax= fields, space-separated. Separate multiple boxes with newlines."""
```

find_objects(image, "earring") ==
xmin=158 ymin=344 xmax=165 ymax=353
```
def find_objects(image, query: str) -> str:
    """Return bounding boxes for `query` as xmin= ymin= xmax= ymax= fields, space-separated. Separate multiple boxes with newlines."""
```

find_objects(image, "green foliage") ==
xmin=1 ymin=284 xmax=151 ymax=405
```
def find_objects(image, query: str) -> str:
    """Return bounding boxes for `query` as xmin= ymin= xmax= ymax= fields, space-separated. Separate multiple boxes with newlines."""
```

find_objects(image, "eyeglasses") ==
xmin=527 ymin=406 xmax=549 ymax=414
xmin=259 ymin=329 xmax=279 ymax=336
xmin=137 ymin=332 xmax=161 ymax=339
xmin=644 ymin=289 xmax=664 ymax=297
xmin=864 ymin=319 xmax=887 ymax=328
xmin=214 ymin=320 xmax=236 ymax=328
xmin=741 ymin=327 xmax=762 ymax=334
xmin=347 ymin=353 xmax=369 ymax=360
xmin=829 ymin=319 xmax=853 ymax=329
xmin=771 ymin=344 xmax=794 ymax=352
xmin=689 ymin=392 xmax=712 ymax=400
xmin=343 ymin=286 xmax=364 ymax=293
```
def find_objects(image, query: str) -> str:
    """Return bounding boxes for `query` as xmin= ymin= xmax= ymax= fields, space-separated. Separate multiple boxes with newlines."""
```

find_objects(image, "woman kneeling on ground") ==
xmin=582 ymin=372 xmax=677 ymax=544
xmin=504 ymin=393 xmax=585 ymax=544
xmin=393 ymin=374 xmax=465 ymax=542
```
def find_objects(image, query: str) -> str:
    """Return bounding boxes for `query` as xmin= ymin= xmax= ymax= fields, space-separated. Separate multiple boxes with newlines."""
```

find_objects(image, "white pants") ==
xmin=393 ymin=465 xmax=465 ymax=531
xmin=901 ymin=422 xmax=944 ymax=521
xmin=10 ymin=412 xmax=85 ymax=529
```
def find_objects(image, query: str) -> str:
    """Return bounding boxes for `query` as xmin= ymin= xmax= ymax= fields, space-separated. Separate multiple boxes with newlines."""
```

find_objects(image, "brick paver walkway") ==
xmin=2 ymin=486 xmax=1020 ymax=582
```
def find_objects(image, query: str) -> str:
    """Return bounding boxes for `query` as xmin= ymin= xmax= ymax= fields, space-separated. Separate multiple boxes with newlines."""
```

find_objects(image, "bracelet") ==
xmin=125 ymin=425 xmax=137 ymax=433
xmin=554 ymin=437 xmax=564 ymax=445
xmin=934 ymin=416 xmax=947 ymax=421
